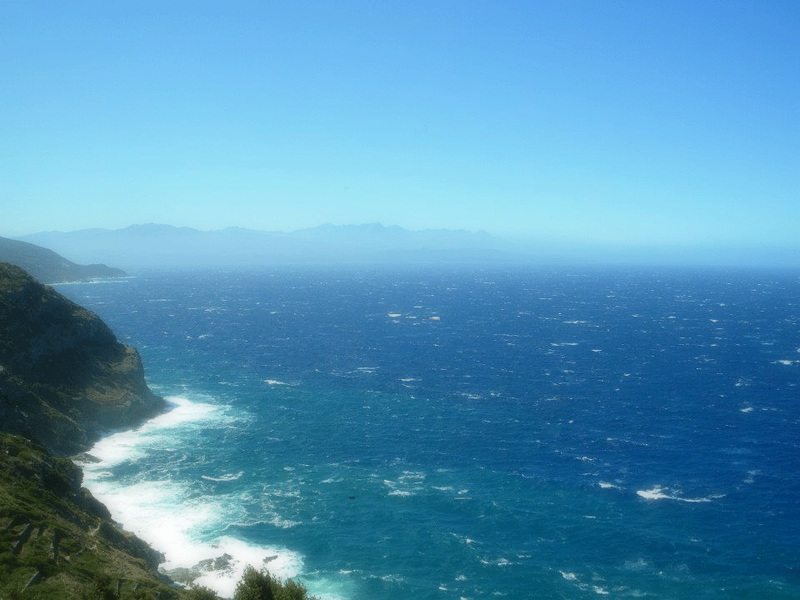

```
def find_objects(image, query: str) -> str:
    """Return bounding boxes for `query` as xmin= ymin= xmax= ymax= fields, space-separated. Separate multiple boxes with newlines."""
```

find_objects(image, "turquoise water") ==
xmin=59 ymin=266 xmax=800 ymax=599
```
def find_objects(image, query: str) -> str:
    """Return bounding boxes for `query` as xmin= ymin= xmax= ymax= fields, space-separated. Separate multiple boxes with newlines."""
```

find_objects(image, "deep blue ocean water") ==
xmin=56 ymin=265 xmax=800 ymax=599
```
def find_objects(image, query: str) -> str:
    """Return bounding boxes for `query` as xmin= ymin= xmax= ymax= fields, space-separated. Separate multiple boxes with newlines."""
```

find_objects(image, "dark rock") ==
xmin=21 ymin=570 xmax=42 ymax=592
xmin=97 ymin=521 xmax=165 ymax=571
xmin=0 ymin=263 xmax=165 ymax=455
xmin=51 ymin=529 xmax=60 ymax=562
xmin=11 ymin=523 xmax=33 ymax=555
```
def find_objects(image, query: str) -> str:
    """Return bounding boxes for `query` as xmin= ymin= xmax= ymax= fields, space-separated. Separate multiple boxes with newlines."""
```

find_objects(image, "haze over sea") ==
xmin=58 ymin=265 xmax=799 ymax=599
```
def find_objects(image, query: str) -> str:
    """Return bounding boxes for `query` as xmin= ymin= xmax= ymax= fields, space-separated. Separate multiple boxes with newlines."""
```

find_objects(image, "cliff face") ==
xmin=0 ymin=262 xmax=165 ymax=455
xmin=0 ymin=264 xmax=187 ymax=598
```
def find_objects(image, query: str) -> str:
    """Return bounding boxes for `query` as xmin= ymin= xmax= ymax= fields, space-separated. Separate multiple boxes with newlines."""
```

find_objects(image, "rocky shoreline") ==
xmin=0 ymin=263 xmax=182 ymax=598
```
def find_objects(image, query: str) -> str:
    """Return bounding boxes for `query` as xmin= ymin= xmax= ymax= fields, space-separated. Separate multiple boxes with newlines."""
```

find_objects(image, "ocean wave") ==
xmin=84 ymin=396 xmax=222 ymax=467
xmin=598 ymin=482 xmax=622 ymax=490
xmin=82 ymin=396 xmax=303 ymax=599
xmin=636 ymin=486 xmax=724 ymax=503
xmin=201 ymin=471 xmax=244 ymax=482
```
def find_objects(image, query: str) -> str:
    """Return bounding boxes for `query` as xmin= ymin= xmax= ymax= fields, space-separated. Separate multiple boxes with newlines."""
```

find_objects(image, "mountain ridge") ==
xmin=18 ymin=223 xmax=507 ymax=269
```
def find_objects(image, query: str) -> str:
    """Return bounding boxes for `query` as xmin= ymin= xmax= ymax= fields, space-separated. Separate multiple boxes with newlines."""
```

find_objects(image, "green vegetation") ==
xmin=233 ymin=567 xmax=314 ymax=600
xmin=0 ymin=432 xmax=179 ymax=599
xmin=0 ymin=434 xmax=317 ymax=599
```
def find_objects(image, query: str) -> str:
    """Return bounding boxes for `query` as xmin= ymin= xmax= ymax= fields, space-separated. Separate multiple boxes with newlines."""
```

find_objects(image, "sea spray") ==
xmin=81 ymin=397 xmax=304 ymax=598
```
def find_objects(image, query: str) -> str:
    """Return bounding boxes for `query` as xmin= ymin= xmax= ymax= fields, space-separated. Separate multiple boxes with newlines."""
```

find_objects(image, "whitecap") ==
xmin=598 ymin=482 xmax=621 ymax=490
xmin=636 ymin=486 xmax=723 ymax=503
xmin=201 ymin=471 xmax=244 ymax=482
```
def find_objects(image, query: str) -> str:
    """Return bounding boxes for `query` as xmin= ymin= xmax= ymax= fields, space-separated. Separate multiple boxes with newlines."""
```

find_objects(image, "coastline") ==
xmin=78 ymin=395 xmax=306 ymax=599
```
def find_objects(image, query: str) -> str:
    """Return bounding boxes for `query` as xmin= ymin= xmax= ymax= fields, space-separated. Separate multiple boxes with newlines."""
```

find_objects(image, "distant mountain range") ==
xmin=14 ymin=223 xmax=800 ymax=270
xmin=18 ymin=223 xmax=512 ymax=269
xmin=0 ymin=235 xmax=126 ymax=283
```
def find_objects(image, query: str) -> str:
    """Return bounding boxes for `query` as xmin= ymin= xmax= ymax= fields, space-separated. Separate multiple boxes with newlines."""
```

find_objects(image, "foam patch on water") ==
xmin=82 ymin=396 xmax=304 ymax=599
xmin=636 ymin=486 xmax=724 ymax=503
xmin=83 ymin=396 xmax=220 ymax=466
xmin=201 ymin=471 xmax=244 ymax=482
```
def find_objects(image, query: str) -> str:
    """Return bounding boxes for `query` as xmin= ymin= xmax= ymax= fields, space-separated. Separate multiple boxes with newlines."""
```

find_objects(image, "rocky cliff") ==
xmin=0 ymin=264 xmax=193 ymax=598
xmin=0 ymin=262 xmax=165 ymax=456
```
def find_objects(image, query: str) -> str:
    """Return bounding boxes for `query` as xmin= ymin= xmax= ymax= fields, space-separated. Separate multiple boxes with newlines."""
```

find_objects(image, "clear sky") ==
xmin=2 ymin=0 xmax=798 ymax=247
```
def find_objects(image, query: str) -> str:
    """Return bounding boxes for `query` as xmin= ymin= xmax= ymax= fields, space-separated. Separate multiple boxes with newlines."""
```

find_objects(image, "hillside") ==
xmin=0 ymin=236 xmax=126 ymax=284
xmin=0 ymin=432 xmax=183 ymax=599
xmin=0 ymin=263 xmax=180 ymax=598
xmin=0 ymin=263 xmax=164 ymax=456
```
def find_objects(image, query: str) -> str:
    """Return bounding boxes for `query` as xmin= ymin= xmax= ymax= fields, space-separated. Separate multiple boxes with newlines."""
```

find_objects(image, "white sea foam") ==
xmin=82 ymin=395 xmax=304 ymax=599
xmin=592 ymin=585 xmax=610 ymax=595
xmin=85 ymin=396 xmax=219 ymax=466
xmin=201 ymin=471 xmax=244 ymax=482
xmin=598 ymin=482 xmax=622 ymax=490
xmin=636 ymin=486 xmax=723 ymax=503
xmin=264 ymin=379 xmax=291 ymax=386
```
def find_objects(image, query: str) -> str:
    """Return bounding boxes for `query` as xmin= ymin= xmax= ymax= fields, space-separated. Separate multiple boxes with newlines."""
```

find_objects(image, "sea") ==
xmin=54 ymin=265 xmax=800 ymax=600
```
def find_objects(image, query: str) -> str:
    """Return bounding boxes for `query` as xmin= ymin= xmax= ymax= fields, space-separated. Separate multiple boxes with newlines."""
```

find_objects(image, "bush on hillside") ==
xmin=232 ymin=566 xmax=313 ymax=600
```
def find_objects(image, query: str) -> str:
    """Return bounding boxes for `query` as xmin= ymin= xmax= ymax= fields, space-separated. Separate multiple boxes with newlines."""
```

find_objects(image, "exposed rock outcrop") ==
xmin=0 ymin=264 xmax=186 ymax=598
xmin=0 ymin=262 xmax=165 ymax=455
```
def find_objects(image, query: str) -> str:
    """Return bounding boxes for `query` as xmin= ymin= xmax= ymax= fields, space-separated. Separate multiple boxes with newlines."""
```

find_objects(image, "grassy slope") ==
xmin=0 ymin=432 xmax=187 ymax=599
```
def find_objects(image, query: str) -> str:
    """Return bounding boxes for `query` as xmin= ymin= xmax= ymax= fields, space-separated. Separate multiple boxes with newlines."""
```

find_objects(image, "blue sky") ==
xmin=2 ymin=1 xmax=798 ymax=247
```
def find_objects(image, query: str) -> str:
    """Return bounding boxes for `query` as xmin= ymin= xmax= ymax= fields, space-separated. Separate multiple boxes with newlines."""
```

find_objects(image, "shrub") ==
xmin=232 ymin=566 xmax=313 ymax=600
xmin=185 ymin=584 xmax=219 ymax=600
xmin=233 ymin=566 xmax=274 ymax=600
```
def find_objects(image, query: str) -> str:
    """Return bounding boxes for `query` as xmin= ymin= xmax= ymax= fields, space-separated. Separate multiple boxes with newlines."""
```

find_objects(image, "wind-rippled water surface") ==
xmin=58 ymin=265 xmax=800 ymax=599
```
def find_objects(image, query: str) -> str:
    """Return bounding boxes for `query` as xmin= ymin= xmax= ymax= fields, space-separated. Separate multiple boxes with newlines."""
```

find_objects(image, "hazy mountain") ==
xmin=19 ymin=223 xmax=509 ymax=269
xmin=0 ymin=236 xmax=126 ymax=283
